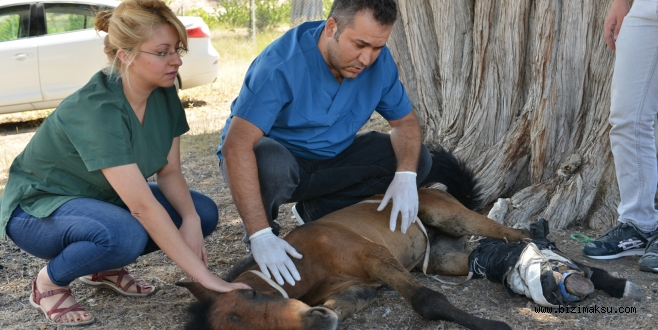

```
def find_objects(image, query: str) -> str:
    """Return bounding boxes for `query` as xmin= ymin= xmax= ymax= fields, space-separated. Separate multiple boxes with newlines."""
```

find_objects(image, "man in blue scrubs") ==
xmin=217 ymin=0 xmax=431 ymax=287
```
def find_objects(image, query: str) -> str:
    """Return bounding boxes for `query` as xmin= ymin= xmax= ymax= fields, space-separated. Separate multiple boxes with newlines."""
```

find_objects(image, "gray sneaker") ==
xmin=638 ymin=234 xmax=658 ymax=273
xmin=581 ymin=222 xmax=652 ymax=259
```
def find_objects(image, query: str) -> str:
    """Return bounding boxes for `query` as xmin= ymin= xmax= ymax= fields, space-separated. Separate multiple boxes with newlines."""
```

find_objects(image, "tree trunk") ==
xmin=388 ymin=0 xmax=620 ymax=231
xmin=290 ymin=0 xmax=324 ymax=26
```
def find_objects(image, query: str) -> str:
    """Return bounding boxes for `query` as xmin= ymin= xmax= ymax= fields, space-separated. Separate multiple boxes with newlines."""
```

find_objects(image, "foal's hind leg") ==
xmin=320 ymin=285 xmax=379 ymax=321
xmin=568 ymin=260 xmax=644 ymax=301
xmin=420 ymin=235 xmax=471 ymax=276
xmin=358 ymin=242 xmax=511 ymax=330
xmin=418 ymin=189 xmax=530 ymax=241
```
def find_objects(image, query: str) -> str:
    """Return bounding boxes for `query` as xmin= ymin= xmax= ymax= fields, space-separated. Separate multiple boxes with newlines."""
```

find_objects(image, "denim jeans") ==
xmin=609 ymin=0 xmax=658 ymax=232
xmin=6 ymin=183 xmax=218 ymax=286
xmin=220 ymin=131 xmax=432 ymax=234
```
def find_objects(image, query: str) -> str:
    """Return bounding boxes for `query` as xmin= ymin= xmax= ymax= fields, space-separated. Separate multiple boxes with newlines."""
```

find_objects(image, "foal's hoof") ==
xmin=564 ymin=273 xmax=595 ymax=298
xmin=623 ymin=281 xmax=643 ymax=302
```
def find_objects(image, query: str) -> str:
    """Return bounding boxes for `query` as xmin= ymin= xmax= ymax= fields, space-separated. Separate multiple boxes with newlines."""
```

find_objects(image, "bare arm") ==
xmin=388 ymin=110 xmax=423 ymax=172
xmin=102 ymin=164 xmax=249 ymax=292
xmin=221 ymin=116 xmax=269 ymax=235
xmin=155 ymin=137 xmax=207 ymax=266
xmin=604 ymin=0 xmax=630 ymax=50
xmin=221 ymin=116 xmax=302 ymax=286
xmin=377 ymin=110 xmax=423 ymax=233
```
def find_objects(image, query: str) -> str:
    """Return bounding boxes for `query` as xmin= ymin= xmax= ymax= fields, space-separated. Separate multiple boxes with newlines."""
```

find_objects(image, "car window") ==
xmin=44 ymin=3 xmax=101 ymax=35
xmin=0 ymin=5 xmax=31 ymax=42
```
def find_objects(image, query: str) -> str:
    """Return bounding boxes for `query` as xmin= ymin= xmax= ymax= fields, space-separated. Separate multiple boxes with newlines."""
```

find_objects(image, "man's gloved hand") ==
xmin=249 ymin=227 xmax=302 ymax=286
xmin=377 ymin=171 xmax=418 ymax=233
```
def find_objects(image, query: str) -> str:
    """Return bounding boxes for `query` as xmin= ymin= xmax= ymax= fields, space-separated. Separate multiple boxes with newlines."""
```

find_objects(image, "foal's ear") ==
xmin=176 ymin=282 xmax=224 ymax=304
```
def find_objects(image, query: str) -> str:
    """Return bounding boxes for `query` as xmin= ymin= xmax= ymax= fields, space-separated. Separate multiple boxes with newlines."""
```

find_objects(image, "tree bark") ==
xmin=388 ymin=0 xmax=619 ymax=230
xmin=290 ymin=0 xmax=324 ymax=26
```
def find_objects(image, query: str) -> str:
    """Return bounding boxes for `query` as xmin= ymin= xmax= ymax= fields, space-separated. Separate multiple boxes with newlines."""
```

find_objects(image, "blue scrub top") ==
xmin=217 ymin=20 xmax=412 ymax=160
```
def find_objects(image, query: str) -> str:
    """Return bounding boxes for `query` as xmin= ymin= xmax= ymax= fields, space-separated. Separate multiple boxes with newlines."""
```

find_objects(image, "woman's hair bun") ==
xmin=94 ymin=10 xmax=112 ymax=33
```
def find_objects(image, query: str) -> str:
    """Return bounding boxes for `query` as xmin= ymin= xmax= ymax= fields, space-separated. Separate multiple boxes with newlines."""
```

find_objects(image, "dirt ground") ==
xmin=0 ymin=101 xmax=657 ymax=330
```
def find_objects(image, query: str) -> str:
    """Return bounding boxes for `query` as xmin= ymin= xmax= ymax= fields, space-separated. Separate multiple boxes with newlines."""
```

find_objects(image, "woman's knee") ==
xmin=7 ymin=203 xmax=148 ymax=262
xmin=104 ymin=220 xmax=150 ymax=262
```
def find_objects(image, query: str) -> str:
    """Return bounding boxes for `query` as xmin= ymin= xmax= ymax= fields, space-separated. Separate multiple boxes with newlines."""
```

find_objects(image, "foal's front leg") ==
xmin=320 ymin=285 xmax=379 ymax=321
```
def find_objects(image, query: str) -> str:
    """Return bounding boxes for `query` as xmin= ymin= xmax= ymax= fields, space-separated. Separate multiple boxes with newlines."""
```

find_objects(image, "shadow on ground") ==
xmin=0 ymin=119 xmax=44 ymax=135
xmin=182 ymin=99 xmax=208 ymax=108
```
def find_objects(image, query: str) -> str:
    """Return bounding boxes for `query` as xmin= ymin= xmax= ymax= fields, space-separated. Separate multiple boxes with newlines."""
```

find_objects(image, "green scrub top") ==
xmin=0 ymin=70 xmax=189 ymax=239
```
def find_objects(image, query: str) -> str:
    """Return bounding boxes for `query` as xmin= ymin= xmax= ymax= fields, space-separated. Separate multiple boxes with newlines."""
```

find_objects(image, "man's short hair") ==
xmin=328 ymin=0 xmax=398 ymax=39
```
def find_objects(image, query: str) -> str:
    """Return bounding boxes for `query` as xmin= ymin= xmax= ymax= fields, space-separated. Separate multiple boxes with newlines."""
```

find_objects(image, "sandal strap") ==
xmin=50 ymin=303 xmax=87 ymax=323
xmin=32 ymin=279 xmax=88 ymax=323
xmin=48 ymin=292 xmax=85 ymax=322
xmin=35 ymin=288 xmax=72 ymax=302
xmin=32 ymin=278 xmax=73 ymax=305
xmin=120 ymin=278 xmax=137 ymax=293
xmin=89 ymin=267 xmax=129 ymax=282
xmin=90 ymin=267 xmax=151 ymax=294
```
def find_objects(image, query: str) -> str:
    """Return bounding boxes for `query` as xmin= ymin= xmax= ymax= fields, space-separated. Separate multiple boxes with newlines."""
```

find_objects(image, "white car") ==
xmin=0 ymin=0 xmax=219 ymax=114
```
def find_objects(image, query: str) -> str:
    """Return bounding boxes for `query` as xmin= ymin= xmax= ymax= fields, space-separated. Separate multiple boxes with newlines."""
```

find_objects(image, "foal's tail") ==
xmin=420 ymin=145 xmax=482 ymax=211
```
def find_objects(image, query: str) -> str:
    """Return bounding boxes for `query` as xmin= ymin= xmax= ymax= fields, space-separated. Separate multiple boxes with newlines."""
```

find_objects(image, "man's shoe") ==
xmin=292 ymin=203 xmax=306 ymax=225
xmin=582 ymin=222 xmax=651 ymax=259
xmin=638 ymin=234 xmax=658 ymax=273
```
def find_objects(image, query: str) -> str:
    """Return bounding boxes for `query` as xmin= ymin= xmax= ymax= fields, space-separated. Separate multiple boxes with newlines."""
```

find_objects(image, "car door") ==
xmin=37 ymin=2 xmax=108 ymax=102
xmin=0 ymin=3 xmax=41 ymax=113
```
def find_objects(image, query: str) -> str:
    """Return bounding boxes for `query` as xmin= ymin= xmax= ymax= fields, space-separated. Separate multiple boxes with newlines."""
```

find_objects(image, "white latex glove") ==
xmin=249 ymin=227 xmax=302 ymax=286
xmin=377 ymin=171 xmax=418 ymax=234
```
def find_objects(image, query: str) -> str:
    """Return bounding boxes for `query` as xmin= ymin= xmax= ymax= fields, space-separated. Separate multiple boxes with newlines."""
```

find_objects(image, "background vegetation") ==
xmin=185 ymin=0 xmax=333 ymax=31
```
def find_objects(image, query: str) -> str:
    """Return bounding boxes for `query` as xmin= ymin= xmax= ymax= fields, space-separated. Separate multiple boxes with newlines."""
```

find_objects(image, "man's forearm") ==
xmin=389 ymin=111 xmax=423 ymax=172
xmin=222 ymin=116 xmax=272 ymax=236
xmin=224 ymin=151 xmax=271 ymax=236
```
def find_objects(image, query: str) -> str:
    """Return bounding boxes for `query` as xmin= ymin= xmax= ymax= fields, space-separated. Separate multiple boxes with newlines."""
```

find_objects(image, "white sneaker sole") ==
xmin=585 ymin=248 xmax=645 ymax=260
xmin=292 ymin=204 xmax=304 ymax=225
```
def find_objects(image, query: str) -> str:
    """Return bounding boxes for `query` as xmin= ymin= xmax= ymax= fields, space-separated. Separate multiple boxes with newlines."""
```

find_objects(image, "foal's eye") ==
xmin=252 ymin=290 xmax=258 ymax=298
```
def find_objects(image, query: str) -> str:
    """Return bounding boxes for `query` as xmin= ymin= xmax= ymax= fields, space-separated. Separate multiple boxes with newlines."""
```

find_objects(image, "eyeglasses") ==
xmin=139 ymin=47 xmax=188 ymax=58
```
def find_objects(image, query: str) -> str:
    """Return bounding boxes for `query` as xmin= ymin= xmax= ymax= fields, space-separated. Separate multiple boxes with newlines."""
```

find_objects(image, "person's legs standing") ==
xmin=583 ymin=0 xmax=658 ymax=269
xmin=611 ymin=0 xmax=658 ymax=233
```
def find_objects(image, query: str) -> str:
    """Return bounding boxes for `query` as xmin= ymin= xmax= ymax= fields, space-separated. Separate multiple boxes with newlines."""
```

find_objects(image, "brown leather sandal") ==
xmin=78 ymin=267 xmax=155 ymax=297
xmin=29 ymin=278 xmax=95 ymax=326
